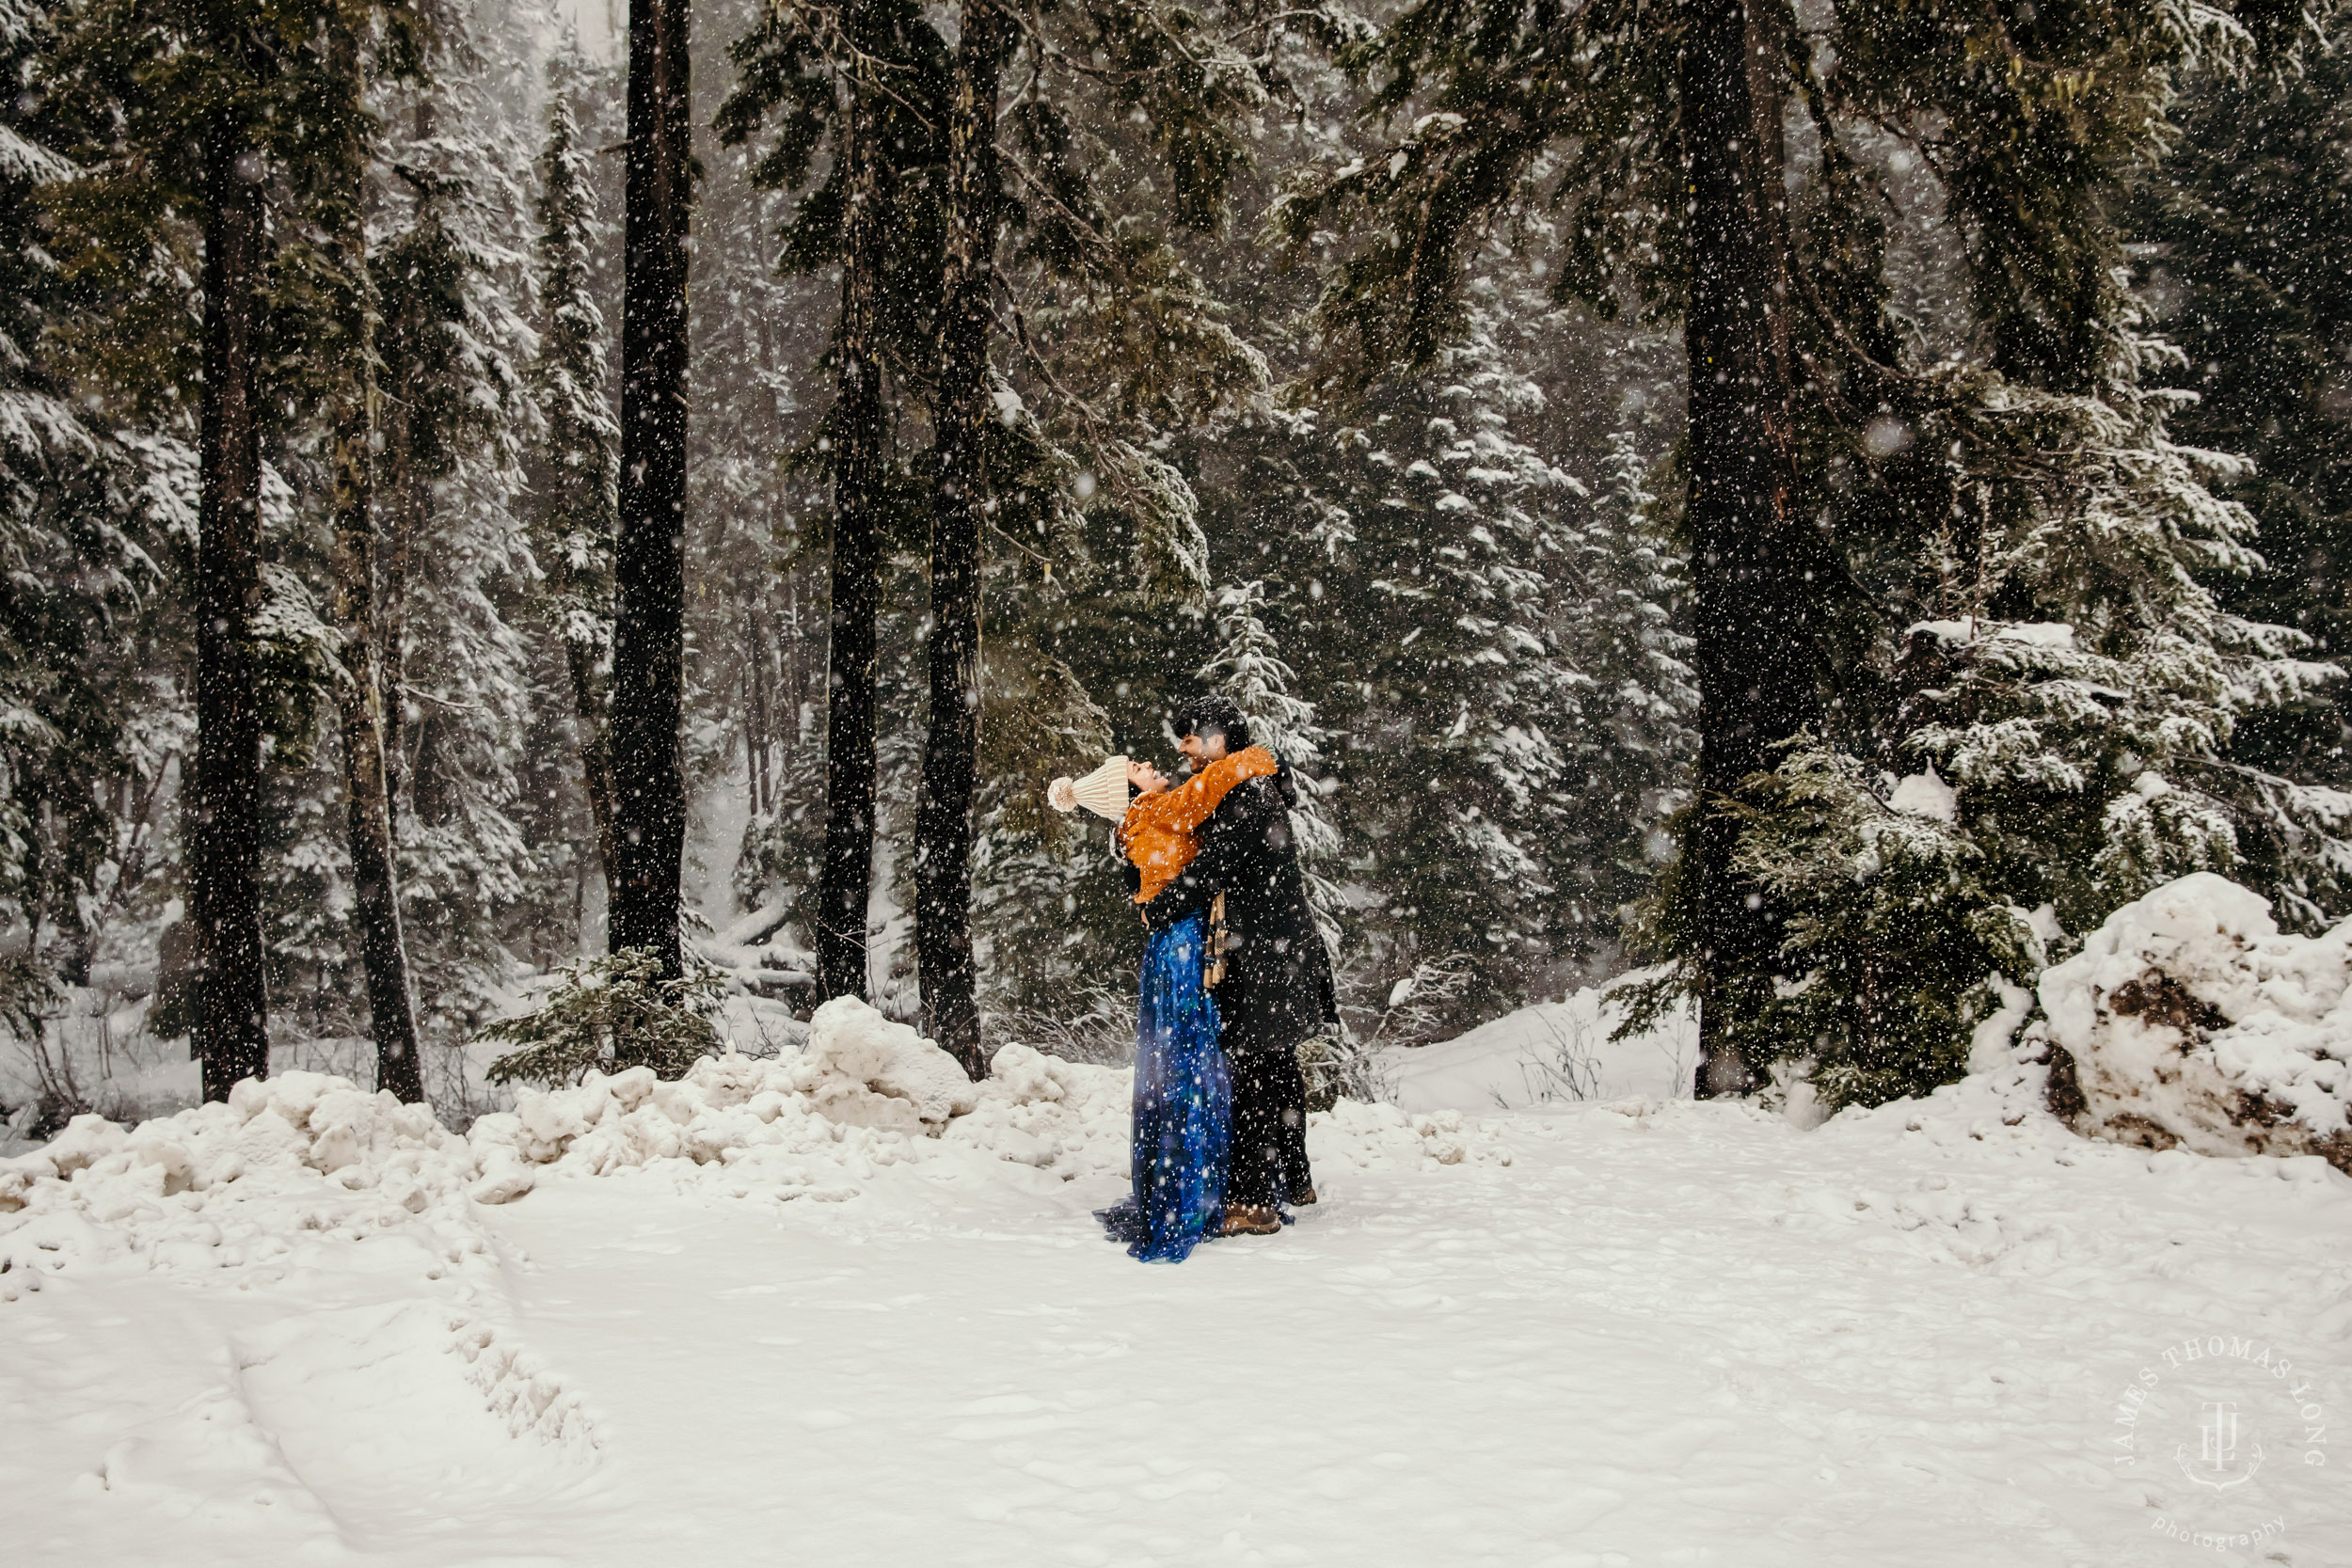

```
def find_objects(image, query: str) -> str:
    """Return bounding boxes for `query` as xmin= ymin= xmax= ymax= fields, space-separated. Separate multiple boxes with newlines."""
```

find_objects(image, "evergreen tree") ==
xmin=2135 ymin=36 xmax=2352 ymax=912
xmin=0 ymin=0 xmax=162 ymax=1030
xmin=1294 ymin=0 xmax=2346 ymax=1093
xmin=1557 ymin=432 xmax=1695 ymax=951
xmin=186 ymin=21 xmax=273 ymax=1099
xmin=814 ymin=53 xmax=898 ymax=1005
xmin=527 ymin=43 xmax=621 ymax=890
xmin=1198 ymin=577 xmax=1341 ymax=939
xmin=1623 ymin=340 xmax=2352 ymax=1111
xmin=1268 ymin=276 xmax=1634 ymax=1022
xmin=314 ymin=21 xmax=422 ymax=1101
xmin=720 ymin=0 xmax=948 ymax=1005
xmin=1674 ymin=0 xmax=1817 ymax=1095
xmin=365 ymin=5 xmax=539 ymax=1069
xmin=51 ymin=0 xmax=419 ymax=1097
xmin=721 ymin=0 xmax=1306 ymax=1033
xmin=684 ymin=4 xmax=822 ymax=985
xmin=910 ymin=0 xmax=1325 ymax=1067
xmin=1283 ymin=0 xmax=1834 ymax=1090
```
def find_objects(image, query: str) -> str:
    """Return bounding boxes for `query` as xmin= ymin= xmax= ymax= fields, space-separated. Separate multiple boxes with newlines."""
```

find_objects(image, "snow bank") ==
xmin=0 ymin=1072 xmax=487 ymax=1298
xmin=1378 ymin=978 xmax=1695 ymax=1112
xmin=938 ymin=1042 xmax=1130 ymax=1172
xmin=2 ymin=996 xmax=1528 ymax=1296
xmin=2036 ymin=872 xmax=2352 ymax=1172
xmin=466 ymin=997 xmax=1018 ymax=1200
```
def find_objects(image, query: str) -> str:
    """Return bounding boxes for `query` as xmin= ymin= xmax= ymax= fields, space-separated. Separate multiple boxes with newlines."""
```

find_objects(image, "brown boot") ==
xmin=1220 ymin=1205 xmax=1281 ymax=1237
xmin=1291 ymin=1186 xmax=1317 ymax=1207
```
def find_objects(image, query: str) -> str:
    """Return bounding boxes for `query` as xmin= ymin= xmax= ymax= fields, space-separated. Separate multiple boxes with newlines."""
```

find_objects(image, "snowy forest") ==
xmin=3 ymin=0 xmax=2351 ymax=1129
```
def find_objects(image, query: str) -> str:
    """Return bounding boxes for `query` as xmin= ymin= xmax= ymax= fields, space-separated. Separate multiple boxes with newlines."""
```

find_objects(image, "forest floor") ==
xmin=6 ymin=1058 xmax=2349 ymax=1567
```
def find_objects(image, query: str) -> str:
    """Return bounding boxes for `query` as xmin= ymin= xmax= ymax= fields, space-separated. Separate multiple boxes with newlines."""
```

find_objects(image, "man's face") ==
xmin=1176 ymin=727 xmax=1229 ymax=773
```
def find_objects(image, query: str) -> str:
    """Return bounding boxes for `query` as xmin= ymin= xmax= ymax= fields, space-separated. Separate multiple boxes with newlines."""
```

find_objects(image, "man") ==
xmin=1149 ymin=694 xmax=1338 ymax=1237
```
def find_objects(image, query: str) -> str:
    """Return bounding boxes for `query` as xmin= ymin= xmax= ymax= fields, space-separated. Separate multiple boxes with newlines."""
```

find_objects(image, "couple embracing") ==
xmin=1048 ymin=696 xmax=1339 ymax=1262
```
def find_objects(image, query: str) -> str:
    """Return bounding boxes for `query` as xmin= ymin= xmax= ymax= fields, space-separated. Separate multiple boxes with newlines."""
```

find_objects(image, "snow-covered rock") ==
xmin=2036 ymin=872 xmax=2352 ymax=1172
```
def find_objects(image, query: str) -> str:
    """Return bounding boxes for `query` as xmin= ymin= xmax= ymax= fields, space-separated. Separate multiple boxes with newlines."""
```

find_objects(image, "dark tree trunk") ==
xmin=611 ymin=0 xmax=692 ymax=976
xmin=329 ymin=363 xmax=424 ymax=1105
xmin=748 ymin=603 xmax=772 ymax=816
xmin=914 ymin=4 xmax=1010 ymax=1076
xmin=815 ymin=86 xmax=888 ymax=1003
xmin=325 ymin=186 xmax=425 ymax=1104
xmin=742 ymin=604 xmax=771 ymax=818
xmin=381 ymin=410 xmax=420 ymax=829
xmin=192 ymin=127 xmax=270 ymax=1101
xmin=1679 ymin=0 xmax=1815 ymax=1098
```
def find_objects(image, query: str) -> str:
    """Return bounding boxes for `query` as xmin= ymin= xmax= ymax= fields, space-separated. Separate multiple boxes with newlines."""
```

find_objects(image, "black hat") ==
xmin=1174 ymin=693 xmax=1252 ymax=749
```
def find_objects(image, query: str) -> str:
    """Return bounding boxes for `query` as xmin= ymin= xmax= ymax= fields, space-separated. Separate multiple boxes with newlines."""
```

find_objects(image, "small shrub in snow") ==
xmin=479 ymin=949 xmax=725 ymax=1088
xmin=1622 ymin=744 xmax=2042 ymax=1113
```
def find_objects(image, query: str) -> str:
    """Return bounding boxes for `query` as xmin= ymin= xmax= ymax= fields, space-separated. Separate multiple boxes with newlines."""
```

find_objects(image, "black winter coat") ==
xmin=1143 ymin=764 xmax=1338 ymax=1055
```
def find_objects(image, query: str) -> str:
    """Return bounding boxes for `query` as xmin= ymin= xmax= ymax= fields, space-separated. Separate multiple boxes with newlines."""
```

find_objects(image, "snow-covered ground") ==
xmin=6 ymin=995 xmax=2346 ymax=1567
xmin=1377 ymin=977 xmax=1697 ymax=1110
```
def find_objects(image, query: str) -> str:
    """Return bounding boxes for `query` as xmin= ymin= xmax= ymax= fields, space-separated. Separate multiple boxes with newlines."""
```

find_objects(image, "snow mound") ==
xmin=1310 ymin=1101 xmax=1516 ymax=1169
xmin=0 ymin=1072 xmax=486 ymax=1298
xmin=800 ymin=995 xmax=982 ymax=1127
xmin=467 ymin=1000 xmax=1059 ymax=1198
xmin=1378 ymin=976 xmax=1695 ymax=1111
xmin=939 ymin=1044 xmax=1129 ymax=1173
xmin=2 ymin=997 xmax=1529 ymax=1293
xmin=2036 ymin=872 xmax=2352 ymax=1172
xmin=0 ymin=1007 xmax=1126 ymax=1290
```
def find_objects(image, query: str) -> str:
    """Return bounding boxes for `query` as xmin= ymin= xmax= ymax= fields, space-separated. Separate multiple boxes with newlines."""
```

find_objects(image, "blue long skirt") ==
xmin=1095 ymin=911 xmax=1230 ymax=1262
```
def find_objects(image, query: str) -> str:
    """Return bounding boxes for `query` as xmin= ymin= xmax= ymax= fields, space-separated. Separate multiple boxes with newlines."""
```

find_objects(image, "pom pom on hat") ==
xmin=1049 ymin=755 xmax=1130 ymax=821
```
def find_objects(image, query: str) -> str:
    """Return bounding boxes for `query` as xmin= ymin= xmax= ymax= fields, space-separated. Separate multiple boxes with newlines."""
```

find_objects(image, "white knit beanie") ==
xmin=1048 ymin=755 xmax=1130 ymax=821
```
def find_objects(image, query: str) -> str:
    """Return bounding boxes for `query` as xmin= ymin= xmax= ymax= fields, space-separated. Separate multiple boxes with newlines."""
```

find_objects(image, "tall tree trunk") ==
xmin=381 ymin=410 xmax=419 ymax=829
xmin=815 ymin=84 xmax=887 ymax=1003
xmin=1679 ymin=0 xmax=1814 ymax=1098
xmin=329 ymin=358 xmax=424 ymax=1104
xmin=744 ymin=601 xmax=771 ymax=816
xmin=564 ymin=635 xmax=619 ymax=884
xmin=755 ymin=605 xmax=774 ymax=813
xmin=914 ymin=3 xmax=1010 ymax=1075
xmin=192 ymin=126 xmax=270 ymax=1100
xmin=611 ymin=0 xmax=692 ymax=977
xmin=380 ymin=108 xmax=436 ymax=832
xmin=324 ymin=134 xmax=424 ymax=1104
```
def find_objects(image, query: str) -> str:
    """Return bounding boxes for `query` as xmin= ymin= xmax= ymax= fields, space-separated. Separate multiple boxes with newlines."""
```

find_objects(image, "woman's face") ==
xmin=1127 ymin=759 xmax=1171 ymax=795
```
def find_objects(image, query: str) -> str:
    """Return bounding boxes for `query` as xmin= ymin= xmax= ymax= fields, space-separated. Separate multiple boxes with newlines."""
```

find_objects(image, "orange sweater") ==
xmin=1119 ymin=746 xmax=1279 ymax=904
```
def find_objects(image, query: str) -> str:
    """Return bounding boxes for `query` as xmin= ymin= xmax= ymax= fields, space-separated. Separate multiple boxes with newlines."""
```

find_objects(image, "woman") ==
xmin=1048 ymin=746 xmax=1277 ymax=1260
